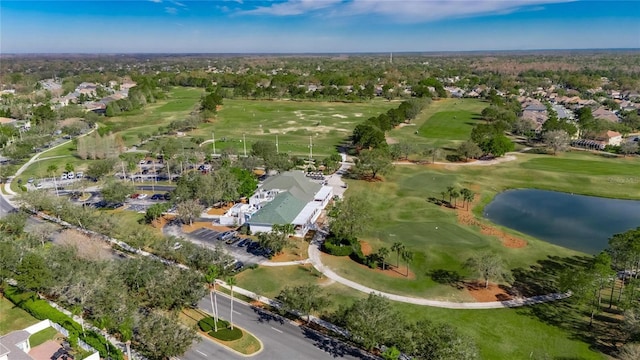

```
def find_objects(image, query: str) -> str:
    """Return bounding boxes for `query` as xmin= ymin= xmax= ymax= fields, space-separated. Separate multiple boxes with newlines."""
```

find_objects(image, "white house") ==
xmin=246 ymin=171 xmax=333 ymax=237
xmin=0 ymin=331 xmax=31 ymax=360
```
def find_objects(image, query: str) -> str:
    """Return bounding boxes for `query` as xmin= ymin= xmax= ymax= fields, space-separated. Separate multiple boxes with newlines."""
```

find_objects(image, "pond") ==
xmin=484 ymin=189 xmax=640 ymax=254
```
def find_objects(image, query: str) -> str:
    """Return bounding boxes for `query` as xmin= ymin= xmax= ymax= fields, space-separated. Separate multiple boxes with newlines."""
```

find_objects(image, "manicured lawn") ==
xmin=189 ymin=98 xmax=397 ymax=157
xmin=418 ymin=110 xmax=483 ymax=141
xmin=234 ymin=265 xmax=324 ymax=298
xmin=390 ymin=98 xmax=487 ymax=148
xmin=520 ymin=156 xmax=637 ymax=176
xmin=0 ymin=296 xmax=39 ymax=335
xmin=393 ymin=301 xmax=604 ymax=360
xmin=100 ymin=87 xmax=204 ymax=146
xmin=29 ymin=327 xmax=59 ymax=347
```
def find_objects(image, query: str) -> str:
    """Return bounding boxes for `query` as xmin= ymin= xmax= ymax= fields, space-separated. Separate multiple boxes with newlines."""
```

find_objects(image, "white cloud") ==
xmin=149 ymin=0 xmax=162 ymax=3
xmin=240 ymin=0 xmax=343 ymax=16
xmin=170 ymin=0 xmax=186 ymax=7
xmin=165 ymin=6 xmax=178 ymax=14
xmin=239 ymin=0 xmax=575 ymax=22
xmin=344 ymin=0 xmax=575 ymax=22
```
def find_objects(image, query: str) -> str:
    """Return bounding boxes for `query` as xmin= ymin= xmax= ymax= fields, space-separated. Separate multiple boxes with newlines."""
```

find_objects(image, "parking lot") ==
xmin=186 ymin=227 xmax=266 ymax=266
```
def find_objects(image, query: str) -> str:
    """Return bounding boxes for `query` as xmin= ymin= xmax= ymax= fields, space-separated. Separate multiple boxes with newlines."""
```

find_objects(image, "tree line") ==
xmin=0 ymin=211 xmax=236 ymax=360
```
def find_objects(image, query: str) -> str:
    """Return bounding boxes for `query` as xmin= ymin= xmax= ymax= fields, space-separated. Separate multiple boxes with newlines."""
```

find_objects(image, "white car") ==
xmin=67 ymin=172 xmax=75 ymax=179
xmin=137 ymin=193 xmax=148 ymax=199
xmin=61 ymin=173 xmax=68 ymax=180
xmin=75 ymin=171 xmax=83 ymax=179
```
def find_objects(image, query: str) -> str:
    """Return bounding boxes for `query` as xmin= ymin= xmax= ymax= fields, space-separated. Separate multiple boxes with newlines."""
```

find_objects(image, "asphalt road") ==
xmin=181 ymin=293 xmax=376 ymax=360
xmin=0 ymin=193 xmax=15 ymax=217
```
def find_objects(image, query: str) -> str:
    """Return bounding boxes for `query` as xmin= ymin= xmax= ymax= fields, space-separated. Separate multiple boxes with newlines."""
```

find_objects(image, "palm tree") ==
xmin=461 ymin=189 xmax=474 ymax=210
xmin=401 ymin=250 xmax=414 ymax=277
xmin=391 ymin=242 xmax=405 ymax=268
xmin=460 ymin=188 xmax=470 ymax=209
xmin=205 ymin=266 xmax=220 ymax=332
xmin=440 ymin=191 xmax=447 ymax=203
xmin=226 ymin=276 xmax=237 ymax=330
xmin=451 ymin=190 xmax=460 ymax=208
xmin=446 ymin=186 xmax=455 ymax=204
xmin=378 ymin=247 xmax=389 ymax=270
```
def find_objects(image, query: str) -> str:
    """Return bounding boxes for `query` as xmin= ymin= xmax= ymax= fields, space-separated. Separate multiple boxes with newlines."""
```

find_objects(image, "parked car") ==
xmin=130 ymin=193 xmax=140 ymax=199
xmin=226 ymin=236 xmax=241 ymax=245
xmin=61 ymin=173 xmax=68 ymax=180
xmin=150 ymin=194 xmax=164 ymax=200
xmin=237 ymin=239 xmax=250 ymax=247
xmin=137 ymin=194 xmax=148 ymax=199
xmin=220 ymin=231 xmax=237 ymax=241
xmin=67 ymin=172 xmax=75 ymax=179
xmin=75 ymin=171 xmax=83 ymax=179
xmin=27 ymin=177 xmax=35 ymax=184
xmin=232 ymin=261 xmax=244 ymax=272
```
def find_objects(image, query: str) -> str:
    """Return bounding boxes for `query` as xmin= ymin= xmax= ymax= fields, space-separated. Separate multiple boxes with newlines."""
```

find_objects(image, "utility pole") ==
xmin=275 ymin=134 xmax=279 ymax=154
xmin=121 ymin=161 xmax=127 ymax=182
xmin=212 ymin=132 xmax=216 ymax=156
xmin=309 ymin=136 xmax=313 ymax=161
xmin=243 ymin=133 xmax=247 ymax=157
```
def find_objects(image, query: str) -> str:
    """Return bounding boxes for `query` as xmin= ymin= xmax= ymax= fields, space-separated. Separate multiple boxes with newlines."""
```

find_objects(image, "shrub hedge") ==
xmin=3 ymin=286 xmax=124 ymax=360
xmin=322 ymin=241 xmax=353 ymax=256
xmin=208 ymin=327 xmax=243 ymax=341
xmin=198 ymin=317 xmax=229 ymax=332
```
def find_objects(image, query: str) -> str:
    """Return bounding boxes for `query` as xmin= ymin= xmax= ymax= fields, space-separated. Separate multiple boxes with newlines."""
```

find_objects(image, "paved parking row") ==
xmin=187 ymin=228 xmax=266 ymax=265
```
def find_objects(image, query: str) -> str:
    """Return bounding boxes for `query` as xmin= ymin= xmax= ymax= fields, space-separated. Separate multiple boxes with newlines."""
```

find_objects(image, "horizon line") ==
xmin=2 ymin=47 xmax=640 ymax=57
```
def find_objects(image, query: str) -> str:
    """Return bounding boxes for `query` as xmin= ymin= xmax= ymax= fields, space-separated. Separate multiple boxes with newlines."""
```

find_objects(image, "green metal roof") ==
xmin=260 ymin=171 xmax=321 ymax=202
xmin=248 ymin=192 xmax=307 ymax=225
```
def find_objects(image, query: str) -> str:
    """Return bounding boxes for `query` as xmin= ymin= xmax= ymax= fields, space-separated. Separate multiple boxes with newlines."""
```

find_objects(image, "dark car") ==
xmin=233 ymin=261 xmax=244 ymax=272
xmin=237 ymin=239 xmax=250 ymax=247
xmin=150 ymin=194 xmax=164 ymax=200
xmin=247 ymin=242 xmax=260 ymax=252
xmin=163 ymin=192 xmax=172 ymax=200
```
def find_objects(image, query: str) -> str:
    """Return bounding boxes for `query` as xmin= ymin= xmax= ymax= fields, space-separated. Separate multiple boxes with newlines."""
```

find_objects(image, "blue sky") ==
xmin=1 ymin=1 xmax=639 ymax=53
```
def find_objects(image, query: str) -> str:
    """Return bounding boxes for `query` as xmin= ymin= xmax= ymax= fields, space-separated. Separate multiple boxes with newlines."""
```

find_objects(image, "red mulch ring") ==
xmin=466 ymin=282 xmax=513 ymax=302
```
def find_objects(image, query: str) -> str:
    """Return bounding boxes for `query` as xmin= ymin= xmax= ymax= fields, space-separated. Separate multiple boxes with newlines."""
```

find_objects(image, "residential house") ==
xmin=521 ymin=101 xmax=548 ymax=131
xmin=593 ymin=107 xmax=620 ymax=123
xmin=0 ymin=331 xmax=31 ymax=360
xmin=246 ymin=171 xmax=333 ymax=237
xmin=597 ymin=130 xmax=623 ymax=146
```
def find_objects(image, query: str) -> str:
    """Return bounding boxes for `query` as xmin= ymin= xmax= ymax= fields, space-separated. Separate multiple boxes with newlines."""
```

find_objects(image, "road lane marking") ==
xmin=270 ymin=326 xmax=283 ymax=333
xmin=196 ymin=350 xmax=207 ymax=357
xmin=233 ymin=310 xmax=241 ymax=315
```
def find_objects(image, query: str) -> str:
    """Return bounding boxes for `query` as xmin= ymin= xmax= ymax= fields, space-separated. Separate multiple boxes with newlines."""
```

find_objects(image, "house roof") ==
xmin=0 ymin=331 xmax=33 ymax=360
xmin=593 ymin=107 xmax=619 ymax=122
xmin=248 ymin=192 xmax=307 ymax=225
xmin=0 ymin=117 xmax=17 ymax=124
xmin=260 ymin=171 xmax=322 ymax=202
xmin=524 ymin=104 xmax=547 ymax=112
xmin=606 ymin=130 xmax=621 ymax=138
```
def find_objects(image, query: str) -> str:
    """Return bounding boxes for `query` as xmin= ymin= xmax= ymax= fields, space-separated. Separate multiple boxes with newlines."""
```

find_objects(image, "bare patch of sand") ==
xmin=332 ymin=114 xmax=347 ymax=119
xmin=456 ymin=195 xmax=528 ymax=249
xmin=466 ymin=282 xmax=513 ymax=302
xmin=354 ymin=113 xmax=363 ymax=117
xmin=55 ymin=229 xmax=114 ymax=261
xmin=386 ymin=136 xmax=399 ymax=145
xmin=360 ymin=241 xmax=373 ymax=256
xmin=207 ymin=203 xmax=234 ymax=215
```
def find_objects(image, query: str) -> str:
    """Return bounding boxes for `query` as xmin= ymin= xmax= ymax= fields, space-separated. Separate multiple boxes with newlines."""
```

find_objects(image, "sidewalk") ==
xmin=307 ymin=232 xmax=570 ymax=309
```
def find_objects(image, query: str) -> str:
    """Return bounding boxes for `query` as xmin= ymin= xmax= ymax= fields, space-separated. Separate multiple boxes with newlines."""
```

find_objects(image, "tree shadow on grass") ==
xmin=428 ymin=269 xmax=464 ymax=289
xmin=512 ymin=255 xmax=592 ymax=297
xmin=512 ymin=254 xmax=622 ymax=356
